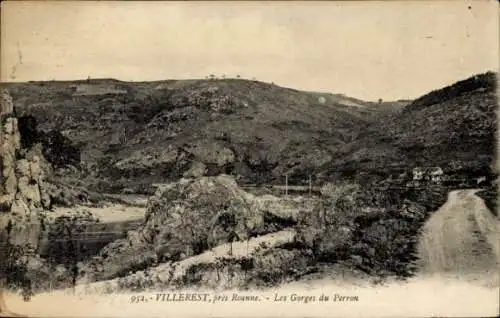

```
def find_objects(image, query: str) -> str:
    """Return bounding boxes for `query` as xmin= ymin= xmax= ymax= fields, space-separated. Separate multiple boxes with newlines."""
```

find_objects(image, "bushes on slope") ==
xmin=297 ymin=181 xmax=435 ymax=278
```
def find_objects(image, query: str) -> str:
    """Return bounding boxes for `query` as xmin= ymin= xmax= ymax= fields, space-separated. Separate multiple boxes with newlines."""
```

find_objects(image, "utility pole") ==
xmin=285 ymin=174 xmax=288 ymax=196
xmin=309 ymin=174 xmax=312 ymax=196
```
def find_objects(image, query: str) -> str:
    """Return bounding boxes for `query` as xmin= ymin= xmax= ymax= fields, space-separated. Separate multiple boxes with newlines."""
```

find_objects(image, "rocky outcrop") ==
xmin=112 ymin=146 xmax=193 ymax=179
xmin=0 ymin=90 xmax=95 ymax=297
xmin=167 ymin=84 xmax=242 ymax=114
xmin=0 ymin=89 xmax=52 ymax=250
xmin=81 ymin=175 xmax=316 ymax=283
xmin=0 ymin=90 xmax=20 ymax=211
xmin=1 ymin=90 xmax=52 ymax=214
xmin=141 ymin=175 xmax=265 ymax=260
xmin=140 ymin=175 xmax=320 ymax=261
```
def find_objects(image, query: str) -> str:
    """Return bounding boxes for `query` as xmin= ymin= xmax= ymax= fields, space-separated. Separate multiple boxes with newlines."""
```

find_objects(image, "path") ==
xmin=417 ymin=189 xmax=499 ymax=275
xmin=74 ymin=229 xmax=296 ymax=294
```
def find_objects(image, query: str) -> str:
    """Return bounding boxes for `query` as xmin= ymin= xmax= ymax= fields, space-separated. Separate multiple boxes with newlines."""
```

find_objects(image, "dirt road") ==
xmin=417 ymin=189 xmax=499 ymax=275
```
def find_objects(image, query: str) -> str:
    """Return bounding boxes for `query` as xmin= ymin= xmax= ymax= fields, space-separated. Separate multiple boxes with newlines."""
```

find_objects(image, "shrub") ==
xmin=43 ymin=212 xmax=99 ymax=289
xmin=352 ymin=218 xmax=420 ymax=277
xmin=320 ymin=181 xmax=361 ymax=200
xmin=476 ymin=186 xmax=498 ymax=216
xmin=0 ymin=231 xmax=35 ymax=301
xmin=250 ymin=249 xmax=312 ymax=287
xmin=117 ymin=270 xmax=155 ymax=291
xmin=297 ymin=182 xmax=362 ymax=259
xmin=297 ymin=182 xmax=431 ymax=278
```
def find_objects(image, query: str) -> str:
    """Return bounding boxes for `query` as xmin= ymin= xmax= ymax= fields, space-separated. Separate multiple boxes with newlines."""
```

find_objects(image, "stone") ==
xmin=0 ymin=89 xmax=14 ymax=115
xmin=15 ymin=159 xmax=31 ymax=177
xmin=182 ymin=161 xmax=207 ymax=178
xmin=10 ymin=196 xmax=30 ymax=215
xmin=1 ymin=122 xmax=20 ymax=212
xmin=29 ymin=156 xmax=43 ymax=178
xmin=17 ymin=176 xmax=41 ymax=206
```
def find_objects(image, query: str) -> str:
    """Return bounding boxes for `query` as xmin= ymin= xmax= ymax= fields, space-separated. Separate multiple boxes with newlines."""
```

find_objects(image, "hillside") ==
xmin=2 ymin=79 xmax=403 ymax=193
xmin=2 ymin=72 xmax=495 ymax=192
xmin=322 ymin=71 xmax=497 ymax=182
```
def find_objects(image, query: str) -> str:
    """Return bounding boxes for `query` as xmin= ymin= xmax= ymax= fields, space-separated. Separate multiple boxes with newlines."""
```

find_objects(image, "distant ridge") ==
xmin=322 ymin=71 xmax=497 ymax=181
xmin=405 ymin=71 xmax=497 ymax=112
xmin=1 ymin=72 xmax=495 ymax=193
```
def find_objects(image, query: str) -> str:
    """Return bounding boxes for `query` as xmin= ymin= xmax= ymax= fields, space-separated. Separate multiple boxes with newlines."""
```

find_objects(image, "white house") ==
xmin=412 ymin=167 xmax=444 ymax=182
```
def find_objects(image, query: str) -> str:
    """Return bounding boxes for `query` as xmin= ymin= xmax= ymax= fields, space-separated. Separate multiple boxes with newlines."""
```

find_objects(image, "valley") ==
xmin=0 ymin=71 xmax=498 ymax=304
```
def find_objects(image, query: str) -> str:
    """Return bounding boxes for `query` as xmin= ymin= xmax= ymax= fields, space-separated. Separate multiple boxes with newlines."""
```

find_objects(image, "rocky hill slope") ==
xmin=324 ymin=72 xmax=497 ymax=182
xmin=3 ymin=72 xmax=495 ymax=192
xmin=3 ymin=79 xmax=406 ymax=193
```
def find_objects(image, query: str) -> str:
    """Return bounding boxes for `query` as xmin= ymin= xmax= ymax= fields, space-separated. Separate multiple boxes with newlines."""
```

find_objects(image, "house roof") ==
xmin=412 ymin=167 xmax=443 ymax=174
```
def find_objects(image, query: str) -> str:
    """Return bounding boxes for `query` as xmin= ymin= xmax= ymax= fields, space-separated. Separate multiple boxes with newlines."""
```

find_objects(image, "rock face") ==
xmin=1 ymin=90 xmax=52 ymax=214
xmin=0 ymin=89 xmax=52 ymax=249
xmin=182 ymin=161 xmax=207 ymax=178
xmin=0 ymin=90 xmax=21 ymax=211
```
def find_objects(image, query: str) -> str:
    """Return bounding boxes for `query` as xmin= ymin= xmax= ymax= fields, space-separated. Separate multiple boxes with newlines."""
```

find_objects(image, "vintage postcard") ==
xmin=0 ymin=1 xmax=499 ymax=317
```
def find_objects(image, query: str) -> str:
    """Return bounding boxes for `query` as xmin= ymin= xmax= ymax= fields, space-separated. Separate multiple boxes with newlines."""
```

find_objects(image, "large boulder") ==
xmin=141 ymin=175 xmax=265 ymax=260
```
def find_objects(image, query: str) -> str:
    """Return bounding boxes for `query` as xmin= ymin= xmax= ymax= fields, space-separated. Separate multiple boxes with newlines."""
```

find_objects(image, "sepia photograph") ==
xmin=0 ymin=1 xmax=499 ymax=317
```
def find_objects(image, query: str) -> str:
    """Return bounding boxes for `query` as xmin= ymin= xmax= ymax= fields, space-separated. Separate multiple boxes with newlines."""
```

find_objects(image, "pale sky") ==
xmin=1 ymin=1 xmax=498 ymax=101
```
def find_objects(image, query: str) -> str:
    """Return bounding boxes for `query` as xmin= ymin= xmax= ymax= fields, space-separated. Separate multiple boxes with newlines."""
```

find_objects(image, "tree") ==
xmin=45 ymin=213 xmax=97 ymax=293
xmin=110 ymin=127 xmax=126 ymax=147
xmin=227 ymin=230 xmax=239 ymax=256
xmin=0 ymin=231 xmax=34 ymax=302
